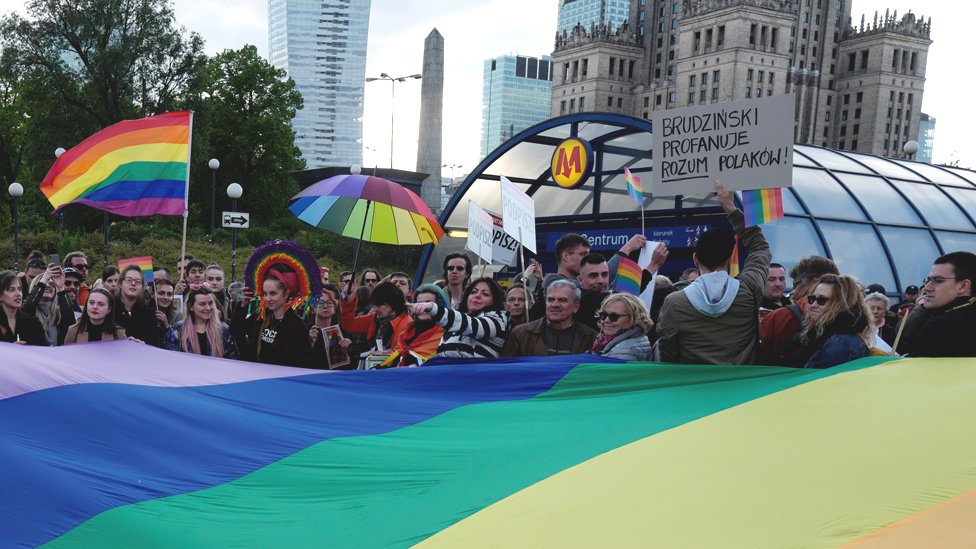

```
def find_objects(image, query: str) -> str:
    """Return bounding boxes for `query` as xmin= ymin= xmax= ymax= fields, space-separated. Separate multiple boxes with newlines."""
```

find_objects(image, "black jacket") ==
xmin=910 ymin=297 xmax=976 ymax=358
xmin=114 ymin=295 xmax=161 ymax=347
xmin=0 ymin=309 xmax=48 ymax=346
xmin=232 ymin=306 xmax=310 ymax=367
xmin=782 ymin=308 xmax=870 ymax=368
xmin=21 ymin=284 xmax=76 ymax=345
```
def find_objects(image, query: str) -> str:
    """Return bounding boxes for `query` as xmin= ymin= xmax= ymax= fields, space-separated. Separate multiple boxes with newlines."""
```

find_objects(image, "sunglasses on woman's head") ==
xmin=806 ymin=295 xmax=831 ymax=306
xmin=596 ymin=311 xmax=630 ymax=322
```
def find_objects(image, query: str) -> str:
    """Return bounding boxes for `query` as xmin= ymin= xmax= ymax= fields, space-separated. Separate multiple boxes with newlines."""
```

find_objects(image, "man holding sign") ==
xmin=655 ymin=181 xmax=771 ymax=365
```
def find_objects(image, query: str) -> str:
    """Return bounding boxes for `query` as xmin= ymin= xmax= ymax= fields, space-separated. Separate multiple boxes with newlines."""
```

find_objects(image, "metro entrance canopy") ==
xmin=417 ymin=113 xmax=976 ymax=302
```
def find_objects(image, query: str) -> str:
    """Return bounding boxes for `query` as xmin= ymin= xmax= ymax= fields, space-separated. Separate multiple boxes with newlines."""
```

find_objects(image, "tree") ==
xmin=188 ymin=45 xmax=305 ymax=229
xmin=0 ymin=0 xmax=206 ymax=127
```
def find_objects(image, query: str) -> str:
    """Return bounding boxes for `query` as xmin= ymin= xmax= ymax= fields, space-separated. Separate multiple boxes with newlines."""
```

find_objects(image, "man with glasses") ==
xmin=61 ymin=268 xmax=84 ymax=317
xmin=63 ymin=251 xmax=91 ymax=308
xmin=899 ymin=251 xmax=976 ymax=357
xmin=360 ymin=269 xmax=381 ymax=290
xmin=502 ymin=280 xmax=596 ymax=357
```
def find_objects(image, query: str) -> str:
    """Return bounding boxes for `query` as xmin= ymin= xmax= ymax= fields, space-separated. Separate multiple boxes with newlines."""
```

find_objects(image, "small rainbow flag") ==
xmin=729 ymin=235 xmax=740 ymax=278
xmin=741 ymin=187 xmax=785 ymax=228
xmin=613 ymin=256 xmax=642 ymax=296
xmin=40 ymin=112 xmax=192 ymax=217
xmin=624 ymin=167 xmax=643 ymax=207
xmin=118 ymin=256 xmax=154 ymax=284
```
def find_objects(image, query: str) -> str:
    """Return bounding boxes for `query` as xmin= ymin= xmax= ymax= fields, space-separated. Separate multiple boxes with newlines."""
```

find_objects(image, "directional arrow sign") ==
xmin=222 ymin=211 xmax=250 ymax=229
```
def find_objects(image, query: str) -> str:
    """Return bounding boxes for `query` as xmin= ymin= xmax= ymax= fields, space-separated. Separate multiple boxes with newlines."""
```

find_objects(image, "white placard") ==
xmin=465 ymin=201 xmax=494 ymax=263
xmin=500 ymin=176 xmax=536 ymax=253
xmin=489 ymin=212 xmax=518 ymax=266
xmin=651 ymin=93 xmax=794 ymax=194
xmin=636 ymin=241 xmax=663 ymax=310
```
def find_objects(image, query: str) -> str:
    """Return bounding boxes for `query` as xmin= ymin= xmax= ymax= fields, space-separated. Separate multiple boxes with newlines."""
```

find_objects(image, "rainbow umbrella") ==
xmin=289 ymin=174 xmax=444 ymax=271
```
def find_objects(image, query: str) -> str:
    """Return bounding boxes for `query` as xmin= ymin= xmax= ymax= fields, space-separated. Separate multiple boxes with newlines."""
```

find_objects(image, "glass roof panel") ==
xmin=842 ymin=152 xmax=924 ymax=180
xmin=833 ymin=173 xmax=921 ymax=225
xmin=782 ymin=188 xmax=804 ymax=215
xmin=761 ymin=216 xmax=827 ymax=277
xmin=940 ymin=167 xmax=976 ymax=187
xmin=482 ymin=142 xmax=554 ymax=180
xmin=940 ymin=187 xmax=976 ymax=219
xmin=444 ymin=179 xmax=505 ymax=229
xmin=791 ymin=146 xmax=818 ymax=167
xmin=603 ymin=130 xmax=653 ymax=152
xmin=936 ymin=231 xmax=976 ymax=255
xmin=878 ymin=226 xmax=942 ymax=294
xmin=818 ymin=221 xmax=895 ymax=290
xmin=888 ymin=180 xmax=974 ymax=231
xmin=887 ymin=160 xmax=969 ymax=186
xmin=537 ymin=124 xmax=573 ymax=140
xmin=790 ymin=168 xmax=865 ymax=220
xmin=531 ymin=183 xmax=595 ymax=217
xmin=792 ymin=146 xmax=867 ymax=171
xmin=577 ymin=123 xmax=625 ymax=141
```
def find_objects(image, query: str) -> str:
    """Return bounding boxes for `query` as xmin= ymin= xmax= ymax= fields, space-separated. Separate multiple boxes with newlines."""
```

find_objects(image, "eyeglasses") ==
xmin=446 ymin=266 xmax=466 ymax=272
xmin=806 ymin=295 xmax=831 ymax=306
xmin=597 ymin=311 xmax=630 ymax=322
xmin=63 ymin=280 xmax=80 ymax=287
xmin=72 ymin=263 xmax=90 ymax=270
xmin=341 ymin=279 xmax=352 ymax=285
xmin=318 ymin=300 xmax=336 ymax=307
xmin=123 ymin=278 xmax=143 ymax=285
xmin=922 ymin=276 xmax=957 ymax=286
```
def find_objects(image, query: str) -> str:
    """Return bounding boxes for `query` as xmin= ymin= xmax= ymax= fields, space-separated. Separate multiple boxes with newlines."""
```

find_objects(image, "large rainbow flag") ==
xmin=39 ymin=112 xmax=192 ymax=217
xmin=3 ymin=341 xmax=976 ymax=547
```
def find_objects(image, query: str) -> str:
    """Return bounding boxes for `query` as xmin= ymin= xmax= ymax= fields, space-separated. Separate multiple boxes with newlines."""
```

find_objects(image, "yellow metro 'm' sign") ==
xmin=550 ymin=137 xmax=593 ymax=189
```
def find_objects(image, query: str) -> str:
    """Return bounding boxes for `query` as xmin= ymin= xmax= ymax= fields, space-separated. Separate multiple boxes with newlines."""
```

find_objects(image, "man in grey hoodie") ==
xmin=655 ymin=182 xmax=771 ymax=365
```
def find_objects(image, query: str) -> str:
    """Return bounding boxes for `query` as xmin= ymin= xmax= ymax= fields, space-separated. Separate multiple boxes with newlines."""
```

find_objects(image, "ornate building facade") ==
xmin=551 ymin=0 xmax=932 ymax=158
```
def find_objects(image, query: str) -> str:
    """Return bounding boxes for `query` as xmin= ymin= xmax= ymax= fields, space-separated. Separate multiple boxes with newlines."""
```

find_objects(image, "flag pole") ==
xmin=519 ymin=227 xmax=532 ymax=322
xmin=178 ymin=112 xmax=195 ymax=287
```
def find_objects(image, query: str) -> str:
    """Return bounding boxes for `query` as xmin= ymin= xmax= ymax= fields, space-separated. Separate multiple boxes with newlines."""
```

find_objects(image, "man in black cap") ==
xmin=890 ymin=285 xmax=919 ymax=319
xmin=61 ymin=268 xmax=85 ymax=317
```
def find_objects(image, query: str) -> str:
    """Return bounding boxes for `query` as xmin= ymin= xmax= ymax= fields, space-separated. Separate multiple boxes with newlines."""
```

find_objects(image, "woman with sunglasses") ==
xmin=21 ymin=264 xmax=76 ymax=345
xmin=783 ymin=274 xmax=872 ymax=368
xmin=65 ymin=288 xmax=127 ymax=343
xmin=437 ymin=253 xmax=472 ymax=310
xmin=590 ymin=293 xmax=653 ymax=360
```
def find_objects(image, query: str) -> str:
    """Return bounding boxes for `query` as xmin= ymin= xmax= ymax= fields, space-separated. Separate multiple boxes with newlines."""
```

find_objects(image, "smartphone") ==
xmin=49 ymin=253 xmax=61 ymax=267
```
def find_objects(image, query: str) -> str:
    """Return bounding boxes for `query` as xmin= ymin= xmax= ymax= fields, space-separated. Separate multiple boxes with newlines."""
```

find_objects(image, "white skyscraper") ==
xmin=269 ymin=0 xmax=370 ymax=168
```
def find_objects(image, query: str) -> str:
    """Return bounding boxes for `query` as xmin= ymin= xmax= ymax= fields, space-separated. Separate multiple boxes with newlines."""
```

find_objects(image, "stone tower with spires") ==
xmin=550 ymin=0 xmax=933 ymax=158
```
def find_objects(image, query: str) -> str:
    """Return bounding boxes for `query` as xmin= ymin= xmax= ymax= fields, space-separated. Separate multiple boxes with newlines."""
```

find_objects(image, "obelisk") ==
xmin=417 ymin=29 xmax=444 ymax=211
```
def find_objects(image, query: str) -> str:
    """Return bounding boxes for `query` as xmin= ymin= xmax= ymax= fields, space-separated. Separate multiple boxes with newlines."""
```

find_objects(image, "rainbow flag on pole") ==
xmin=39 ymin=112 xmax=192 ymax=217
xmin=624 ymin=167 xmax=643 ymax=207
xmin=741 ymin=187 xmax=785 ymax=227
xmin=613 ymin=256 xmax=642 ymax=295
xmin=117 ymin=256 xmax=155 ymax=283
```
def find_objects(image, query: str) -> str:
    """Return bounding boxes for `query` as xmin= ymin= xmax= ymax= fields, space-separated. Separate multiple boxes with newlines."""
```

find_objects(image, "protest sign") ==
xmin=652 ymin=93 xmax=794 ymax=194
xmin=466 ymin=201 xmax=494 ymax=263
xmin=489 ymin=212 xmax=518 ymax=266
xmin=500 ymin=176 xmax=536 ymax=253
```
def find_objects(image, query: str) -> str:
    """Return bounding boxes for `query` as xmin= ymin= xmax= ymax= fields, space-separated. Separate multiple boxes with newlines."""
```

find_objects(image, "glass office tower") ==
xmin=269 ymin=0 xmax=370 ymax=168
xmin=481 ymin=55 xmax=553 ymax=157
xmin=557 ymin=0 xmax=631 ymax=34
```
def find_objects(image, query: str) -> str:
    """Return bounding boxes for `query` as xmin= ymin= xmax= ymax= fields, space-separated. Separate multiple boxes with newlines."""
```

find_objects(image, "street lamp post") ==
xmin=8 ymin=182 xmax=24 ymax=272
xmin=226 ymin=183 xmax=243 ymax=281
xmin=365 ymin=72 xmax=422 ymax=169
xmin=208 ymin=158 xmax=220 ymax=237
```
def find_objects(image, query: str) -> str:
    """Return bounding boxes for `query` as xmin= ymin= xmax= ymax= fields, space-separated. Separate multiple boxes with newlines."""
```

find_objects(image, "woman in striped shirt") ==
xmin=408 ymin=277 xmax=510 ymax=359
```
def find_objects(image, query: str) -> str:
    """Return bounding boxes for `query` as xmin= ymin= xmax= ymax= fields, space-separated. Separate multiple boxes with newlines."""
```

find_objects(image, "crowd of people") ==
xmin=2 ymin=185 xmax=974 ymax=368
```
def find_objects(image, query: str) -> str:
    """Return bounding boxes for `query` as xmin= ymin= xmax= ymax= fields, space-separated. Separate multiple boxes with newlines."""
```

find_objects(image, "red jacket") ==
xmin=758 ymin=304 xmax=802 ymax=365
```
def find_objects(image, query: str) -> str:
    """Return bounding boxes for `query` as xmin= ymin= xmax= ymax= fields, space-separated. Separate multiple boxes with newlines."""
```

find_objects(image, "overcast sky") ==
xmin=0 ymin=0 xmax=969 ymax=169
